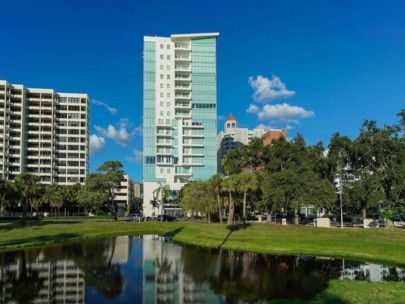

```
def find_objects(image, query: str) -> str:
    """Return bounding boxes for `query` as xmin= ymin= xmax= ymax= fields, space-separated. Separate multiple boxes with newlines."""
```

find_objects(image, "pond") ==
xmin=0 ymin=235 xmax=403 ymax=303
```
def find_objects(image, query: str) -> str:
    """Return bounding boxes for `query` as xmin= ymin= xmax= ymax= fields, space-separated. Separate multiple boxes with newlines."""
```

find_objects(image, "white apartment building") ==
xmin=143 ymin=33 xmax=219 ymax=217
xmin=0 ymin=80 xmax=89 ymax=184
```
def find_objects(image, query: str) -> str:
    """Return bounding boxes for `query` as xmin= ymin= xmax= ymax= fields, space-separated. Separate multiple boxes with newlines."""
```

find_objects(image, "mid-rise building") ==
xmin=217 ymin=114 xmax=287 ymax=173
xmin=114 ymin=174 xmax=134 ymax=216
xmin=143 ymin=33 xmax=219 ymax=217
xmin=133 ymin=181 xmax=143 ymax=200
xmin=0 ymin=80 xmax=89 ymax=184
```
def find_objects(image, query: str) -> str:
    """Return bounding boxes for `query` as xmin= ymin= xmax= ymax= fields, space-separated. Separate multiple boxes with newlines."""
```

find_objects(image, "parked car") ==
xmin=124 ymin=213 xmax=143 ymax=222
xmin=157 ymin=214 xmax=176 ymax=222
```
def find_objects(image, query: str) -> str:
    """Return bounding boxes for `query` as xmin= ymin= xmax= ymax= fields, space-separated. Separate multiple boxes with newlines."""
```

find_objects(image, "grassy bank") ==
xmin=0 ymin=220 xmax=404 ymax=266
xmin=0 ymin=220 xmax=404 ymax=303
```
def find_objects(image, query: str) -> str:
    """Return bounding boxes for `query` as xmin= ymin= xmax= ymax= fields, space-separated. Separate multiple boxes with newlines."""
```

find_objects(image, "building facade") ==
xmin=0 ymin=80 xmax=89 ymax=184
xmin=143 ymin=33 xmax=219 ymax=217
xmin=114 ymin=174 xmax=134 ymax=216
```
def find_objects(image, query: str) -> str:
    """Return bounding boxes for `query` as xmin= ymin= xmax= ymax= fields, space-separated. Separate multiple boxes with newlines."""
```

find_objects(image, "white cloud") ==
xmin=89 ymin=135 xmax=106 ymax=156
xmin=94 ymin=118 xmax=141 ymax=147
xmin=246 ymin=103 xmax=260 ymax=114
xmin=92 ymin=99 xmax=118 ymax=115
xmin=248 ymin=75 xmax=296 ymax=103
xmin=126 ymin=149 xmax=143 ymax=163
xmin=257 ymin=103 xmax=315 ymax=122
xmin=254 ymin=124 xmax=272 ymax=131
xmin=218 ymin=115 xmax=226 ymax=121
xmin=95 ymin=124 xmax=131 ymax=146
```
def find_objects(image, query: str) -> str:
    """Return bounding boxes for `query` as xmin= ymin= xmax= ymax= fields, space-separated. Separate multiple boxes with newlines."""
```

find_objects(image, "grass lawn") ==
xmin=0 ymin=220 xmax=404 ymax=266
xmin=0 ymin=220 xmax=404 ymax=303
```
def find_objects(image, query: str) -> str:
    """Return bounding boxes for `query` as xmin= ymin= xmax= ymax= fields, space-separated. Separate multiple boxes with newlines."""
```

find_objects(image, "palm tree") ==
xmin=209 ymin=174 xmax=224 ymax=224
xmin=49 ymin=184 xmax=63 ymax=217
xmin=153 ymin=183 xmax=170 ymax=221
xmin=14 ymin=173 xmax=40 ymax=226
xmin=236 ymin=172 xmax=258 ymax=224
xmin=61 ymin=184 xmax=81 ymax=216
xmin=223 ymin=175 xmax=238 ymax=225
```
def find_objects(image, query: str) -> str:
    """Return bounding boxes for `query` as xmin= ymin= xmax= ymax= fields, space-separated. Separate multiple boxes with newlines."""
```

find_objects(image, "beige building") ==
xmin=114 ymin=174 xmax=134 ymax=216
xmin=133 ymin=181 xmax=143 ymax=199
xmin=0 ymin=80 xmax=89 ymax=184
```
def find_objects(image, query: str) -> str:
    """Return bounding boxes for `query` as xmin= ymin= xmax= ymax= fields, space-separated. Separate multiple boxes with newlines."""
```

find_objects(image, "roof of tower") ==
xmin=226 ymin=114 xmax=237 ymax=122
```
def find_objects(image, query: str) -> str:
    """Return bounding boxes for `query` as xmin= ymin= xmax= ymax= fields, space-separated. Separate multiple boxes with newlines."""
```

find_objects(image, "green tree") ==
xmin=223 ymin=175 xmax=239 ymax=225
xmin=77 ymin=173 xmax=108 ymax=214
xmin=235 ymin=172 xmax=258 ymax=224
xmin=49 ymin=184 xmax=64 ymax=217
xmin=61 ymin=184 xmax=81 ymax=216
xmin=0 ymin=178 xmax=15 ymax=214
xmin=14 ymin=173 xmax=41 ymax=226
xmin=97 ymin=161 xmax=124 ymax=221
xmin=180 ymin=180 xmax=216 ymax=222
xmin=221 ymin=150 xmax=242 ymax=175
xmin=209 ymin=174 xmax=225 ymax=224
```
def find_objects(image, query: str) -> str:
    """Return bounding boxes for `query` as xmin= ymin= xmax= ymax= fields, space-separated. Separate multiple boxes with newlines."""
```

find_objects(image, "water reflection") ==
xmin=340 ymin=260 xmax=405 ymax=282
xmin=0 ymin=236 xmax=403 ymax=303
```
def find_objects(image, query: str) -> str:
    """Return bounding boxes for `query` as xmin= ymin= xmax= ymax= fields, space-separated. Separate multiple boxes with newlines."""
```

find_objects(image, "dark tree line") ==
xmin=180 ymin=110 xmax=405 ymax=223
xmin=0 ymin=160 xmax=125 ymax=225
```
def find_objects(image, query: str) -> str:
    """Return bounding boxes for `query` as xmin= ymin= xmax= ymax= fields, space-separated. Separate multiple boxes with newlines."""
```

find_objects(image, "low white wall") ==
xmin=315 ymin=218 xmax=331 ymax=228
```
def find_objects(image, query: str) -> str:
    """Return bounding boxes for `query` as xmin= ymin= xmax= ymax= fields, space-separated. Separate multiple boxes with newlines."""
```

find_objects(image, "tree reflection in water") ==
xmin=0 ymin=236 xmax=404 ymax=303
xmin=182 ymin=246 xmax=344 ymax=303
xmin=0 ymin=250 xmax=44 ymax=304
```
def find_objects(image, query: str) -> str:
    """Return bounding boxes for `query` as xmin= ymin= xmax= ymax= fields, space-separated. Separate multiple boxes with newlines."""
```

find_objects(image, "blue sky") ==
xmin=1 ymin=0 xmax=404 ymax=182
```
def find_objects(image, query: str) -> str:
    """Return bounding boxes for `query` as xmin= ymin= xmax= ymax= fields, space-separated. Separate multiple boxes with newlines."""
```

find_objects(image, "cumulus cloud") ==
xmin=248 ymin=75 xmax=296 ymax=103
xmin=126 ymin=149 xmax=143 ymax=163
xmin=246 ymin=103 xmax=260 ymax=114
xmin=257 ymin=103 xmax=315 ymax=122
xmin=89 ymin=134 xmax=106 ymax=156
xmin=92 ymin=99 xmax=118 ymax=115
xmin=95 ymin=125 xmax=131 ymax=146
xmin=94 ymin=118 xmax=142 ymax=147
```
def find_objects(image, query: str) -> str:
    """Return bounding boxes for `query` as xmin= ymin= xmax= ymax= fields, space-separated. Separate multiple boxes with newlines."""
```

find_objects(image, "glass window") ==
xmin=166 ymin=119 xmax=170 ymax=124
xmin=167 ymin=93 xmax=170 ymax=98
xmin=167 ymin=102 xmax=170 ymax=107
xmin=167 ymin=168 xmax=171 ymax=174
xmin=167 ymin=84 xmax=170 ymax=89
xmin=167 ymin=55 xmax=170 ymax=60
xmin=167 ymin=44 xmax=170 ymax=49
xmin=160 ymin=74 xmax=163 ymax=79
xmin=160 ymin=65 xmax=163 ymax=70
xmin=167 ymin=111 xmax=170 ymax=116
xmin=160 ymin=168 xmax=163 ymax=173
xmin=167 ymin=65 xmax=170 ymax=70
xmin=160 ymin=55 xmax=163 ymax=59
xmin=160 ymin=93 xmax=163 ymax=97
xmin=160 ymin=44 xmax=163 ymax=49
xmin=160 ymin=102 xmax=163 ymax=106
xmin=160 ymin=83 xmax=163 ymax=88
xmin=167 ymin=75 xmax=170 ymax=80
xmin=160 ymin=111 xmax=163 ymax=116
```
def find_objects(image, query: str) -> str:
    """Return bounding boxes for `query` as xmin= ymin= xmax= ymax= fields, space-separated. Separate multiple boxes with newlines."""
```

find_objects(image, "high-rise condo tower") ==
xmin=143 ymin=33 xmax=219 ymax=217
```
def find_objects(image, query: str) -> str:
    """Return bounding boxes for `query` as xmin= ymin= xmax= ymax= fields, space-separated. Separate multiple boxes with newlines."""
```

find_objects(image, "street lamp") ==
xmin=338 ymin=188 xmax=344 ymax=229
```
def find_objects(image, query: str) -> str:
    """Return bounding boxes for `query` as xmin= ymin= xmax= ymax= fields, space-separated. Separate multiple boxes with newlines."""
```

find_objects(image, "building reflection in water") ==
xmin=340 ymin=260 xmax=405 ymax=282
xmin=0 ymin=235 xmax=404 ymax=303
xmin=0 ymin=252 xmax=85 ymax=304
xmin=142 ymin=235 xmax=218 ymax=304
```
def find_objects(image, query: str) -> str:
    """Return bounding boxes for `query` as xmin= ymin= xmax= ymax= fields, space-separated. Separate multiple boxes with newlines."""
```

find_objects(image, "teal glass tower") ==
xmin=143 ymin=33 xmax=219 ymax=217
